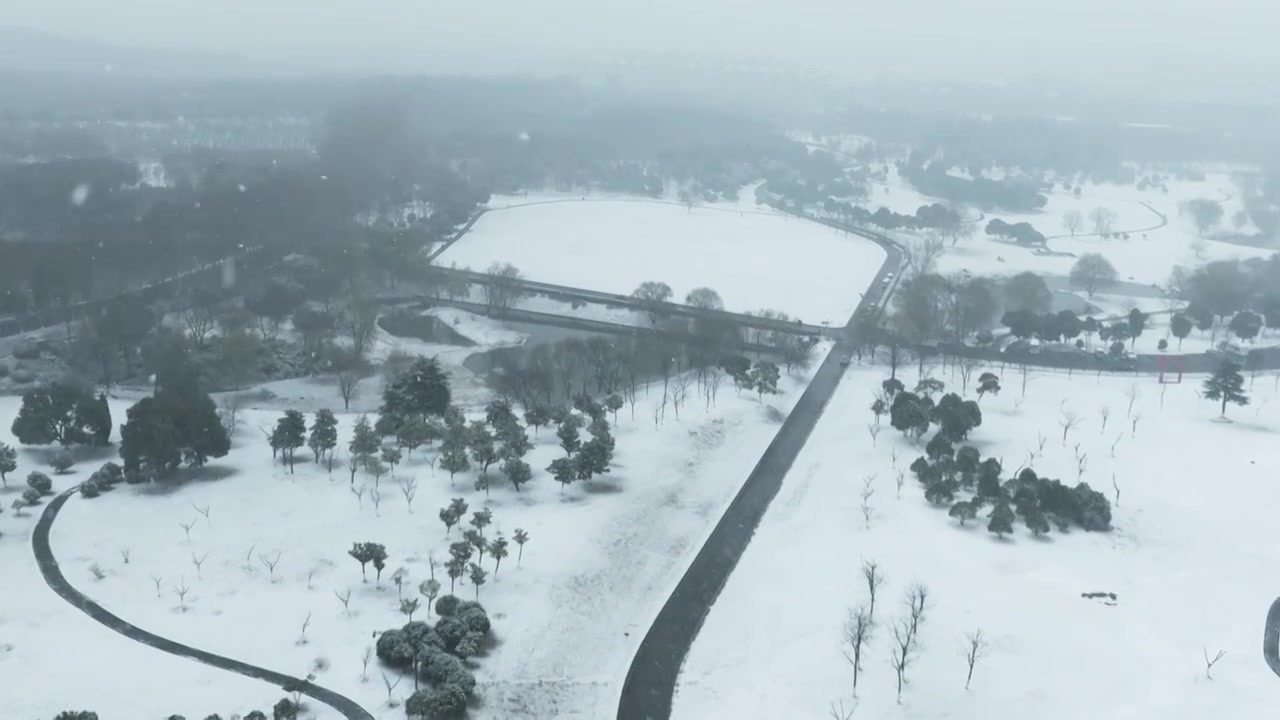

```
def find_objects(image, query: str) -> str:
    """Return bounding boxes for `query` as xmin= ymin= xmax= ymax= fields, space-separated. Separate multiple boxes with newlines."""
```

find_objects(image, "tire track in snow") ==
xmin=31 ymin=488 xmax=374 ymax=720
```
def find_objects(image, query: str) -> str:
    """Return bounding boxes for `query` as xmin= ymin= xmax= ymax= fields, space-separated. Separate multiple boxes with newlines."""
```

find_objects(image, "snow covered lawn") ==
xmin=674 ymin=363 xmax=1280 ymax=720
xmin=7 ymin=344 xmax=830 ymax=719
xmin=437 ymin=198 xmax=886 ymax=323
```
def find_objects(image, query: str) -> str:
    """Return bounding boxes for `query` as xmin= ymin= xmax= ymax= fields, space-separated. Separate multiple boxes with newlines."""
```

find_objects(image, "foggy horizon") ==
xmin=3 ymin=0 xmax=1276 ymax=96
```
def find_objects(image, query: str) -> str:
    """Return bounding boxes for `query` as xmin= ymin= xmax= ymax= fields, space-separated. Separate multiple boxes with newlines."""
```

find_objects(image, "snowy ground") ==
xmin=872 ymin=165 xmax=1273 ymax=288
xmin=437 ymin=195 xmax=886 ymax=323
xmin=674 ymin=361 xmax=1280 ymax=720
xmin=3 ymin=342 xmax=830 ymax=719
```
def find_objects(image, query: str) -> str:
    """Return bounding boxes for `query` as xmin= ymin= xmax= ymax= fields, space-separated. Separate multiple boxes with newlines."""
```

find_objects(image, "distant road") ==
xmin=616 ymin=211 xmax=904 ymax=720
xmin=31 ymin=488 xmax=375 ymax=720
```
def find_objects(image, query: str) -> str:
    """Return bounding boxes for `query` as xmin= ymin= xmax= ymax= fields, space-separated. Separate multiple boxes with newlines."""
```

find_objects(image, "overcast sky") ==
xmin=4 ymin=0 xmax=1273 ymax=85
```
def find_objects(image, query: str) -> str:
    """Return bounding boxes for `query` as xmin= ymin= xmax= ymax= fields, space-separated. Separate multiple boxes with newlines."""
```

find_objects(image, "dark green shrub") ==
xmin=434 ymin=616 xmax=468 ymax=652
xmin=434 ymin=594 xmax=462 ymax=617
xmin=27 ymin=471 xmax=52 ymax=494
xmin=375 ymin=628 xmax=415 ymax=667
xmin=459 ymin=605 xmax=491 ymax=636
xmin=79 ymin=479 xmax=101 ymax=498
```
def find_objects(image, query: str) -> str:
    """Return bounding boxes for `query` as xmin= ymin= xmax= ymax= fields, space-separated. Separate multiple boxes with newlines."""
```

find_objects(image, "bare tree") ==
xmin=904 ymin=583 xmax=929 ymax=645
xmin=1203 ymin=648 xmax=1226 ymax=679
xmin=955 ymin=356 xmax=980 ymax=393
xmin=179 ymin=518 xmax=197 ymax=543
xmin=963 ymin=629 xmax=988 ymax=690
xmin=259 ymin=551 xmax=282 ymax=582
xmin=888 ymin=617 xmax=915 ymax=703
xmin=1059 ymin=408 xmax=1082 ymax=445
xmin=335 ymin=365 xmax=365 ymax=411
xmin=218 ymin=395 xmax=244 ymax=439
xmin=867 ymin=423 xmax=881 ymax=447
xmin=1111 ymin=473 xmax=1120 ymax=507
xmin=862 ymin=560 xmax=885 ymax=623
xmin=172 ymin=577 xmax=192 ymax=609
xmin=828 ymin=699 xmax=857 ymax=720
xmin=398 ymin=476 xmax=418 ymax=512
xmin=334 ymin=588 xmax=353 ymax=615
xmin=860 ymin=475 xmax=876 ymax=529
xmin=842 ymin=604 xmax=874 ymax=695
xmin=905 ymin=232 xmax=946 ymax=277
xmin=1062 ymin=209 xmax=1083 ymax=237
xmin=671 ymin=373 xmax=691 ymax=420
xmin=1089 ymin=206 xmax=1117 ymax=236
xmin=343 ymin=297 xmax=379 ymax=361
xmin=1125 ymin=383 xmax=1140 ymax=417
xmin=180 ymin=288 xmax=221 ymax=349
xmin=1098 ymin=405 xmax=1110 ymax=433
xmin=483 ymin=262 xmax=526 ymax=313
xmin=191 ymin=552 xmax=209 ymax=580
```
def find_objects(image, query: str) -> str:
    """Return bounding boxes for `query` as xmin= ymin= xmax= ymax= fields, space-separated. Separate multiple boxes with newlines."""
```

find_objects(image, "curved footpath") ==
xmin=32 ymin=488 xmax=375 ymax=720
xmin=616 ymin=216 xmax=904 ymax=720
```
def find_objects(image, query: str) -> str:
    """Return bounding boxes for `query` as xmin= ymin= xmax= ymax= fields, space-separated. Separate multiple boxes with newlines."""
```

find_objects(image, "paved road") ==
xmin=32 ymin=488 xmax=375 ymax=720
xmin=616 ymin=214 xmax=903 ymax=720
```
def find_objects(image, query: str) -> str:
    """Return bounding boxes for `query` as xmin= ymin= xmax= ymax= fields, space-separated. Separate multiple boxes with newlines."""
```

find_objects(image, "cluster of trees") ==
xmin=1165 ymin=255 xmax=1280 ymax=342
xmin=876 ymin=378 xmax=983 ymax=443
xmin=1002 ymin=307 xmax=1147 ymax=356
xmin=119 ymin=367 xmax=229 ymax=476
xmin=899 ymin=160 xmax=1048 ymax=213
xmin=908 ymin=444 xmax=1113 ymax=537
xmin=985 ymin=218 xmax=1046 ymax=246
xmin=376 ymin=595 xmax=494 ymax=718
xmin=10 ymin=382 xmax=111 ymax=447
xmin=820 ymin=200 xmax=968 ymax=239
xmin=890 ymin=272 xmax=1000 ymax=349
xmin=53 ymin=703 xmax=299 ymax=720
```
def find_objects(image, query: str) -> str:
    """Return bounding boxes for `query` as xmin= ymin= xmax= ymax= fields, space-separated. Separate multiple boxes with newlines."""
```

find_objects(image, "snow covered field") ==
xmin=674 ymin=362 xmax=1280 ymax=720
xmin=2 ymin=343 xmax=830 ymax=719
xmin=437 ymin=197 xmax=886 ymax=323
xmin=873 ymin=165 xmax=1273 ymax=288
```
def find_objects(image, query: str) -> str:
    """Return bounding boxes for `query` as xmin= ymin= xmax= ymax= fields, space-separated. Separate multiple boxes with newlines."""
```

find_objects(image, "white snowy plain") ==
xmin=1 ymin=344 xmax=829 ymax=720
xmin=436 ymin=196 xmax=887 ymax=323
xmin=673 ymin=362 xmax=1280 ymax=720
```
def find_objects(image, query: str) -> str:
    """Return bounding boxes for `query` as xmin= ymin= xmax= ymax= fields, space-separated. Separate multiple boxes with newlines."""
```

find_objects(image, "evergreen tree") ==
xmin=574 ymin=436 xmax=613 ymax=481
xmin=489 ymin=536 xmax=509 ymax=575
xmin=557 ymin=418 xmax=582 ymax=457
xmin=439 ymin=440 xmax=471 ymax=484
xmin=1170 ymin=313 xmax=1193 ymax=348
xmin=1203 ymin=361 xmax=1249 ymax=417
xmin=988 ymin=501 xmax=1015 ymax=538
xmin=0 ymin=442 xmax=16 ymax=486
xmin=468 ymin=421 xmax=498 ymax=475
xmin=497 ymin=421 xmax=532 ymax=459
xmin=468 ymin=562 xmax=487 ymax=599
xmin=976 ymin=372 xmax=1001 ymax=400
xmin=1024 ymin=506 xmax=1051 ymax=536
xmin=379 ymin=356 xmax=452 ymax=434
xmin=272 ymin=410 xmax=306 ymax=472
xmin=88 ymin=393 xmax=112 ymax=446
xmin=119 ymin=380 xmax=228 ymax=475
xmin=523 ymin=406 xmax=550 ymax=436
xmin=394 ymin=416 xmax=433 ymax=456
xmin=308 ymin=409 xmax=338 ymax=470
xmin=502 ymin=457 xmax=532 ymax=491
xmin=380 ymin=445 xmax=402 ymax=474
xmin=11 ymin=382 xmax=99 ymax=446
xmin=948 ymin=500 xmax=977 ymax=525
xmin=749 ymin=361 xmax=781 ymax=399
xmin=604 ymin=393 xmax=625 ymax=423
xmin=348 ymin=415 xmax=379 ymax=477
xmin=484 ymin=398 xmax=517 ymax=430
xmin=548 ymin=457 xmax=575 ymax=490
xmin=513 ymin=528 xmax=530 ymax=566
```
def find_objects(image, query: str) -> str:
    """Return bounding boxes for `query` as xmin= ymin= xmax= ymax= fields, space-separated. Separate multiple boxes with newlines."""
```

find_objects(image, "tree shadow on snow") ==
xmin=582 ymin=476 xmax=624 ymax=495
xmin=136 ymin=464 xmax=240 ymax=496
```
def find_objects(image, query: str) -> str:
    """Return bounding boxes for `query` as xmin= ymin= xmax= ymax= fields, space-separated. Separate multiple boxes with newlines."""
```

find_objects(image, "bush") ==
xmin=406 ymin=684 xmax=468 ymax=720
xmin=434 ymin=594 xmax=462 ymax=617
xmin=10 ymin=368 xmax=35 ymax=384
xmin=22 ymin=487 xmax=42 ymax=505
xmin=434 ymin=616 xmax=468 ymax=652
xmin=419 ymin=647 xmax=465 ymax=682
xmin=99 ymin=461 xmax=123 ymax=484
xmin=27 ymin=471 xmax=52 ymax=494
xmin=245 ymin=713 xmax=267 ymax=720
xmin=454 ymin=631 xmax=482 ymax=659
xmin=51 ymin=450 xmax=74 ymax=474
xmin=272 ymin=698 xmax=298 ymax=720
xmin=374 ymin=628 xmax=416 ymax=668
xmin=79 ymin=479 xmax=101 ymax=498
xmin=459 ymin=605 xmax=491 ymax=636
xmin=124 ymin=468 xmax=147 ymax=484
xmin=54 ymin=713 xmax=100 ymax=720
xmin=1072 ymin=482 xmax=1112 ymax=531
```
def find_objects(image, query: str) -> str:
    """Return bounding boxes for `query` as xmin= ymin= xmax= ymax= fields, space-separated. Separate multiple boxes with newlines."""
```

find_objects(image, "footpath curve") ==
xmin=32 ymin=488 xmax=375 ymax=720
xmin=616 ymin=215 xmax=904 ymax=720
xmin=1265 ymin=597 xmax=1280 ymax=678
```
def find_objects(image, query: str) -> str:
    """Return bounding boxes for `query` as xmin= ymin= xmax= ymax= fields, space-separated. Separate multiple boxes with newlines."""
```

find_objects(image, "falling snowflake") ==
xmin=71 ymin=184 xmax=90 ymax=206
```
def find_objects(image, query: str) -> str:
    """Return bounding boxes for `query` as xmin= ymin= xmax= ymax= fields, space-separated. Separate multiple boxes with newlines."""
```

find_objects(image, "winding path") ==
xmin=616 ymin=215 xmax=904 ymax=720
xmin=1266 ymin=597 xmax=1280 ymax=678
xmin=32 ymin=487 xmax=375 ymax=720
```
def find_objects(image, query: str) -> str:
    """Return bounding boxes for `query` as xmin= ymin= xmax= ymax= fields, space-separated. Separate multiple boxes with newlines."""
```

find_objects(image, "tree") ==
xmin=502 ymin=457 xmax=532 ymax=491
xmin=467 ymin=421 xmax=498 ymax=475
xmin=406 ymin=685 xmax=467 ymax=719
xmin=684 ymin=287 xmax=724 ymax=310
xmin=1024 ymin=506 xmax=1051 ymax=536
xmin=889 ymin=392 xmax=932 ymax=439
xmin=396 ymin=416 xmax=437 ymax=457
xmin=749 ymin=361 xmax=781 ymax=400
xmin=1203 ymin=361 xmax=1248 ymax=418
xmin=905 ymin=233 xmax=947 ymax=276
xmin=964 ymin=629 xmax=988 ymax=690
xmin=556 ymin=418 xmax=582 ymax=456
xmin=271 ymin=411 xmax=306 ymax=472
xmin=342 ymin=297 xmax=379 ymax=360
xmin=349 ymin=542 xmax=380 ymax=581
xmin=988 ymin=501 xmax=1015 ymax=538
xmin=381 ymin=445 xmax=402 ymax=474
xmin=513 ymin=528 xmax=530 ymax=566
xmin=523 ymin=406 xmax=550 ymax=436
xmin=308 ymin=409 xmax=338 ymax=469
xmin=976 ymin=372 xmax=1000 ymax=401
xmin=468 ymin=562 xmax=487 ymax=599
xmin=1089 ymin=206 xmax=1117 ymax=235
xmin=574 ymin=435 xmax=613 ymax=481
xmin=380 ymin=356 xmax=452 ymax=435
xmin=482 ymin=261 xmax=526 ymax=313
xmin=50 ymin=449 xmax=74 ymax=474
xmin=1170 ymin=313 xmax=1193 ymax=348
xmin=1229 ymin=310 xmax=1263 ymax=342
xmin=11 ymin=382 xmax=101 ymax=447
xmin=348 ymin=415 xmax=379 ymax=480
xmin=1069 ymin=253 xmax=1118 ymax=297
xmin=1180 ymin=198 xmax=1224 ymax=236
xmin=548 ymin=457 xmax=575 ymax=490
xmin=0 ymin=442 xmax=15 ymax=486
xmin=119 ymin=380 xmax=229 ymax=475
xmin=489 ymin=535 xmax=509 ymax=575
xmin=932 ymin=393 xmax=982 ymax=442
xmin=841 ymin=604 xmax=873 ymax=694
xmin=1004 ymin=272 xmax=1052 ymax=314
xmin=631 ymin=281 xmax=673 ymax=303
xmin=949 ymin=500 xmax=978 ymax=525
xmin=27 ymin=470 xmax=52 ymax=494
xmin=1062 ymin=209 xmax=1083 ymax=237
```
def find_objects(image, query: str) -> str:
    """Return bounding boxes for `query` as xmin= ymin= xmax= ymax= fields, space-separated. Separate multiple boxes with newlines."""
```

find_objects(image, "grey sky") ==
xmin=4 ymin=0 xmax=1273 ymax=84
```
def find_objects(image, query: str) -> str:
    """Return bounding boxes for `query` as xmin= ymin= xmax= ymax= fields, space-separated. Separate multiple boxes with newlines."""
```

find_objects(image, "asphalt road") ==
xmin=616 ymin=215 xmax=903 ymax=720
xmin=31 ymin=488 xmax=375 ymax=720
